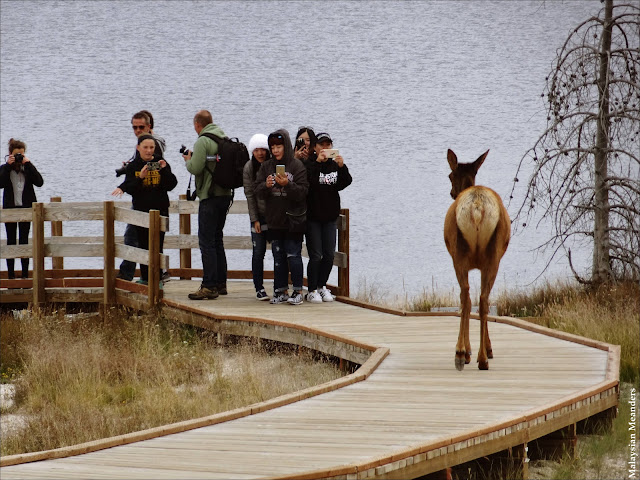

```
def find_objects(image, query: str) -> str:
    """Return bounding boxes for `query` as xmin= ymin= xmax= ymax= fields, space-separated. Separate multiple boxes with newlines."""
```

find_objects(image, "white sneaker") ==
xmin=287 ymin=291 xmax=303 ymax=306
xmin=307 ymin=290 xmax=323 ymax=304
xmin=319 ymin=287 xmax=334 ymax=302
xmin=270 ymin=293 xmax=289 ymax=304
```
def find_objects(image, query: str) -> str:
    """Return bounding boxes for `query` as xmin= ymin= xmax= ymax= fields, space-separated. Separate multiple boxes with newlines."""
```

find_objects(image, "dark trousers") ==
xmin=250 ymin=221 xmax=268 ymax=292
xmin=199 ymin=196 xmax=232 ymax=288
xmin=118 ymin=223 xmax=138 ymax=280
xmin=5 ymin=221 xmax=30 ymax=278
xmin=305 ymin=219 xmax=337 ymax=291
xmin=270 ymin=229 xmax=304 ymax=294
xmin=136 ymin=226 xmax=165 ymax=283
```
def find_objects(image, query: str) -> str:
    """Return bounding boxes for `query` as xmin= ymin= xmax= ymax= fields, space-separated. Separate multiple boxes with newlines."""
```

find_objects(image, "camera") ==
xmin=180 ymin=145 xmax=192 ymax=156
xmin=146 ymin=161 xmax=161 ymax=171
xmin=14 ymin=153 xmax=24 ymax=164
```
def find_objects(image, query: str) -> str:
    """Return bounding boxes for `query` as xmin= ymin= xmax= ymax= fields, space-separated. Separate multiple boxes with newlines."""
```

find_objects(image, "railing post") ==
xmin=148 ymin=210 xmax=160 ymax=308
xmin=50 ymin=196 xmax=64 ymax=270
xmin=178 ymin=194 xmax=192 ymax=279
xmin=338 ymin=208 xmax=350 ymax=297
xmin=31 ymin=202 xmax=45 ymax=306
xmin=103 ymin=201 xmax=115 ymax=306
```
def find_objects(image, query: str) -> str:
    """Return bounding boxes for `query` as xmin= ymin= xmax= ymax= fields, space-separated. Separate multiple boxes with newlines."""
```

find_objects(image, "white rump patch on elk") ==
xmin=455 ymin=188 xmax=500 ymax=251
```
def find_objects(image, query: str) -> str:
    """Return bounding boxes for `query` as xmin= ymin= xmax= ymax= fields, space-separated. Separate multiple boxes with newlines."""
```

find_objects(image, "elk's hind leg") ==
xmin=478 ymin=261 xmax=499 ymax=370
xmin=455 ymin=267 xmax=472 ymax=371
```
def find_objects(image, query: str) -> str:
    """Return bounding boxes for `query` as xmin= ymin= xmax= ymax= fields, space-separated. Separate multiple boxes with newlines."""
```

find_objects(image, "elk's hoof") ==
xmin=465 ymin=350 xmax=472 ymax=364
xmin=478 ymin=360 xmax=489 ymax=370
xmin=455 ymin=353 xmax=466 ymax=371
xmin=487 ymin=349 xmax=493 ymax=359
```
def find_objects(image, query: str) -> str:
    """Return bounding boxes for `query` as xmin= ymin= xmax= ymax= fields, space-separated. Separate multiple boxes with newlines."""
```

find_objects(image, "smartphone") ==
xmin=146 ymin=161 xmax=161 ymax=171
xmin=276 ymin=164 xmax=286 ymax=176
xmin=323 ymin=149 xmax=339 ymax=159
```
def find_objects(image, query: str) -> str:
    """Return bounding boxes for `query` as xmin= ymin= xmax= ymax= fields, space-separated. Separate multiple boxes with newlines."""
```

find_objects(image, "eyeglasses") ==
xmin=132 ymin=125 xmax=147 ymax=131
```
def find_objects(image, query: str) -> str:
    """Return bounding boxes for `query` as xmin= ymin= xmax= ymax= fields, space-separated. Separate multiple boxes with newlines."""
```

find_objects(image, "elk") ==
xmin=444 ymin=149 xmax=511 ymax=370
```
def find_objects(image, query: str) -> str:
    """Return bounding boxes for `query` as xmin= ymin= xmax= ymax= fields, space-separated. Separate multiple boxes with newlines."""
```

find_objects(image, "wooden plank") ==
xmin=178 ymin=194 xmax=192 ymax=276
xmin=115 ymin=244 xmax=169 ymax=270
xmin=50 ymin=197 xmax=64 ymax=269
xmin=0 ymin=208 xmax=32 ymax=223
xmin=44 ymin=205 xmax=103 ymax=222
xmin=103 ymin=202 xmax=115 ymax=306
xmin=31 ymin=203 xmax=45 ymax=306
xmin=148 ymin=210 xmax=160 ymax=307
xmin=338 ymin=209 xmax=350 ymax=296
xmin=113 ymin=207 xmax=169 ymax=232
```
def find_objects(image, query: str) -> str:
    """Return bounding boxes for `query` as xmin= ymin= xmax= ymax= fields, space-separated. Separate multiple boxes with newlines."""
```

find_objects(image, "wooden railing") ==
xmin=0 ymin=196 xmax=350 ymax=307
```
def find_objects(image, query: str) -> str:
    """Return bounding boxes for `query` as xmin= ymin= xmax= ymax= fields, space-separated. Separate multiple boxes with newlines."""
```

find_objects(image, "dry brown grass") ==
xmin=0 ymin=308 xmax=343 ymax=456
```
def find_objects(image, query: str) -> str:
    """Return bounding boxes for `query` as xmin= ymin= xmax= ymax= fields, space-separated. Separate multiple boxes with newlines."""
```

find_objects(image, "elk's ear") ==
xmin=472 ymin=150 xmax=489 ymax=171
xmin=447 ymin=149 xmax=458 ymax=171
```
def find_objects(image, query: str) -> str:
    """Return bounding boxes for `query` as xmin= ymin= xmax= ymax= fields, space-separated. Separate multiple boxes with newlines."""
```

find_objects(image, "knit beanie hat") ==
xmin=247 ymin=134 xmax=269 ymax=156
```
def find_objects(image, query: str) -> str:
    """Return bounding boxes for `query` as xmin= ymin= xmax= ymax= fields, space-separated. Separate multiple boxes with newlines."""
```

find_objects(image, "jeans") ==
xmin=136 ymin=225 xmax=165 ymax=283
xmin=199 ymin=196 xmax=232 ymax=288
xmin=5 ymin=221 xmax=30 ymax=278
xmin=250 ymin=221 xmax=268 ymax=292
xmin=270 ymin=230 xmax=303 ymax=294
xmin=305 ymin=219 xmax=337 ymax=291
xmin=118 ymin=223 xmax=138 ymax=280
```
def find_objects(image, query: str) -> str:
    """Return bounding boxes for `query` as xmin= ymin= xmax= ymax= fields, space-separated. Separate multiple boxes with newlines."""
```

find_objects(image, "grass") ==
xmin=0 ymin=307 xmax=343 ymax=456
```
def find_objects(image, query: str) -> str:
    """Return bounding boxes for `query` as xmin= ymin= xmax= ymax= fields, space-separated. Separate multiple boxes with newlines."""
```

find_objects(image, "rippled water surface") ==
xmin=1 ymin=0 xmax=597 ymax=297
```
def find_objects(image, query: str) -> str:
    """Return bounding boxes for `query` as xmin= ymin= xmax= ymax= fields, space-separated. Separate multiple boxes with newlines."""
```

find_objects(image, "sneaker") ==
xmin=270 ymin=292 xmax=290 ymax=304
xmin=307 ymin=290 xmax=323 ymax=304
xmin=136 ymin=279 xmax=148 ymax=286
xmin=319 ymin=286 xmax=334 ymax=302
xmin=188 ymin=285 xmax=219 ymax=300
xmin=256 ymin=289 xmax=270 ymax=301
xmin=287 ymin=291 xmax=303 ymax=306
xmin=161 ymin=271 xmax=171 ymax=283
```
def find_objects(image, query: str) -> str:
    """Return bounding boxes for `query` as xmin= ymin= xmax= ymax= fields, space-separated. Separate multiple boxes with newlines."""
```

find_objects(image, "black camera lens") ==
xmin=14 ymin=153 xmax=24 ymax=163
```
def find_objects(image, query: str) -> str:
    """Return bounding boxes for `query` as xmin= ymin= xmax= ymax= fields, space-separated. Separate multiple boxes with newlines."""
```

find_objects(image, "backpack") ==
xmin=200 ymin=132 xmax=249 ymax=190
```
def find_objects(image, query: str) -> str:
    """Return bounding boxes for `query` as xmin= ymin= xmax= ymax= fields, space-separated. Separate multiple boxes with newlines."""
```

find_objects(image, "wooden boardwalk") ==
xmin=0 ymin=280 xmax=619 ymax=479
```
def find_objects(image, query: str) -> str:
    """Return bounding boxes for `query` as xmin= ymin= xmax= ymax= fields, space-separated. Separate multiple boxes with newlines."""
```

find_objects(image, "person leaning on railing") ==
xmin=0 ymin=138 xmax=44 ymax=279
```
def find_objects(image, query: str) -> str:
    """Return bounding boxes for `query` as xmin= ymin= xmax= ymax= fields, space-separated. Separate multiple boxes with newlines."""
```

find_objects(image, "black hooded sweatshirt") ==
xmin=120 ymin=157 xmax=178 ymax=214
xmin=254 ymin=129 xmax=308 ymax=230
xmin=305 ymin=157 xmax=352 ymax=222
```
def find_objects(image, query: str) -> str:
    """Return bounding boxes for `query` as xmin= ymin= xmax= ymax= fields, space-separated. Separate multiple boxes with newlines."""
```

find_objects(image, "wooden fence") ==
xmin=0 ymin=196 xmax=350 ymax=308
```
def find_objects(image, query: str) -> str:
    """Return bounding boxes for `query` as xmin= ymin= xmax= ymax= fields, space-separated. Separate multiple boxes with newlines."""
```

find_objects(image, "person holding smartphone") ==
xmin=304 ymin=132 xmax=352 ymax=304
xmin=119 ymin=135 xmax=177 ymax=286
xmin=243 ymin=133 xmax=271 ymax=301
xmin=0 ymin=138 xmax=44 ymax=279
xmin=254 ymin=129 xmax=308 ymax=305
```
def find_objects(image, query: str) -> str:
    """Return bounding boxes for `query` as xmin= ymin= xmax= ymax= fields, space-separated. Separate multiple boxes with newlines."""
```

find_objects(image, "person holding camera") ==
xmin=254 ymin=129 xmax=308 ymax=306
xmin=243 ymin=133 xmax=271 ymax=301
xmin=0 ymin=138 xmax=44 ymax=279
xmin=112 ymin=110 xmax=168 ymax=282
xmin=293 ymin=127 xmax=316 ymax=162
xmin=304 ymin=132 xmax=352 ymax=304
xmin=118 ymin=135 xmax=177 ymax=286
xmin=182 ymin=110 xmax=233 ymax=301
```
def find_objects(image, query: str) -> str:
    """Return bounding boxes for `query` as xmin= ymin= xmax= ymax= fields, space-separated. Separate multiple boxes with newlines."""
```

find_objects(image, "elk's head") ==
xmin=447 ymin=149 xmax=489 ymax=200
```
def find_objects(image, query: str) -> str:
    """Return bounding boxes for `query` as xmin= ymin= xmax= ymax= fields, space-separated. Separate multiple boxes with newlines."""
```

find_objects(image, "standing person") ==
xmin=293 ymin=127 xmax=316 ymax=163
xmin=243 ymin=134 xmax=271 ymax=301
xmin=255 ymin=129 xmax=308 ymax=305
xmin=113 ymin=110 xmax=167 ymax=282
xmin=119 ymin=135 xmax=177 ymax=286
xmin=182 ymin=110 xmax=233 ymax=300
xmin=305 ymin=132 xmax=352 ymax=303
xmin=0 ymin=138 xmax=44 ymax=279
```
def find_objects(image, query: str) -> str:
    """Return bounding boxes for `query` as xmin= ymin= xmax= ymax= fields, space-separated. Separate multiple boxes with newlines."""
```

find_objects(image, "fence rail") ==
xmin=0 ymin=196 xmax=350 ymax=307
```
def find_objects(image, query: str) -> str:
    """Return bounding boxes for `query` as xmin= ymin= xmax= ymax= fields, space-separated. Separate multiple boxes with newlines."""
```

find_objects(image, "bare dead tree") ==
xmin=511 ymin=0 xmax=640 ymax=286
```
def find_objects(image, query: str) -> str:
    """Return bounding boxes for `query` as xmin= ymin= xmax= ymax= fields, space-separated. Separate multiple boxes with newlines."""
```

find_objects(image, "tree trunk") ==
xmin=592 ymin=0 xmax=613 ymax=285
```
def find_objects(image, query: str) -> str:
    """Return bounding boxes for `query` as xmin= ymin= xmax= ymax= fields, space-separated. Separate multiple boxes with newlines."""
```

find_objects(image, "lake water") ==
xmin=1 ymin=0 xmax=597 ymax=298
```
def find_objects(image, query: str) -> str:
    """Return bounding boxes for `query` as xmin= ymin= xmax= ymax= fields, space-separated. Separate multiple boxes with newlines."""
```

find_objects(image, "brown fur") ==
xmin=444 ymin=149 xmax=510 ymax=370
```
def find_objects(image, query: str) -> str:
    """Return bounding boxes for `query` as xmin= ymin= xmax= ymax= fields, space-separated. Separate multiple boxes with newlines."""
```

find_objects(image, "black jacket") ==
xmin=0 ymin=162 xmax=44 ymax=209
xmin=119 ymin=157 xmax=178 ymax=214
xmin=305 ymin=159 xmax=352 ymax=222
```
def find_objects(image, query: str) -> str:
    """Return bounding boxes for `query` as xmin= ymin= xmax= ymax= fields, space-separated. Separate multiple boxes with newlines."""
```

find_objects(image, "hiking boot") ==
xmin=117 ymin=273 xmax=133 ymax=281
xmin=188 ymin=285 xmax=219 ymax=300
xmin=270 ymin=292 xmax=290 ymax=304
xmin=319 ymin=286 xmax=334 ymax=302
xmin=216 ymin=283 xmax=228 ymax=295
xmin=161 ymin=271 xmax=171 ymax=283
xmin=307 ymin=290 xmax=323 ymax=304
xmin=287 ymin=291 xmax=303 ymax=306
xmin=256 ymin=289 xmax=270 ymax=301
